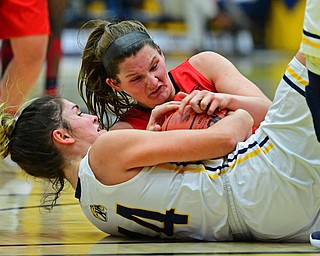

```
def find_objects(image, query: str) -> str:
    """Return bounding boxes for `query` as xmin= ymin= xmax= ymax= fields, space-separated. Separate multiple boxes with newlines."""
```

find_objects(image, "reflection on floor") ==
xmin=2 ymin=50 xmax=317 ymax=256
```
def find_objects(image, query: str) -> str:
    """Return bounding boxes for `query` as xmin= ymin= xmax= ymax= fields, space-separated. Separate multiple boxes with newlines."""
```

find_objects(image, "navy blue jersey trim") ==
xmin=205 ymin=164 xmax=225 ymax=173
xmin=205 ymin=135 xmax=270 ymax=173
xmin=168 ymin=71 xmax=180 ymax=94
xmin=226 ymin=135 xmax=270 ymax=164
xmin=75 ymin=177 xmax=81 ymax=201
xmin=170 ymin=161 xmax=206 ymax=167
xmin=283 ymin=74 xmax=305 ymax=97
xmin=170 ymin=136 xmax=270 ymax=173
xmin=303 ymin=29 xmax=320 ymax=40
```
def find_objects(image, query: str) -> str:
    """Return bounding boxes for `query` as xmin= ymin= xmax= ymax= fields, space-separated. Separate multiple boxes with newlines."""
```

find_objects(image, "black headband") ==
xmin=102 ymin=31 xmax=151 ymax=69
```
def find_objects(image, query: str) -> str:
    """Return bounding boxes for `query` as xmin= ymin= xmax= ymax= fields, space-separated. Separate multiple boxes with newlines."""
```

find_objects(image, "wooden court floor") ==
xmin=0 ymin=169 xmax=319 ymax=256
xmin=1 ymin=50 xmax=319 ymax=255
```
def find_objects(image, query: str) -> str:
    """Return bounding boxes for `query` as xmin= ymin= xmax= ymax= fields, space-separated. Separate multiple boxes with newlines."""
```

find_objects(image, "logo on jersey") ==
xmin=90 ymin=204 xmax=108 ymax=222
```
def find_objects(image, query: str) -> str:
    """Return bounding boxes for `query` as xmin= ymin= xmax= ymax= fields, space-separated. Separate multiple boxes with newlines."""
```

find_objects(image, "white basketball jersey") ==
xmin=77 ymin=156 xmax=233 ymax=241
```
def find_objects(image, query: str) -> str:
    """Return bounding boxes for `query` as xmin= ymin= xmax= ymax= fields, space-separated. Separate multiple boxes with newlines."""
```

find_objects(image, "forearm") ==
xmin=177 ymin=90 xmax=270 ymax=128
xmin=224 ymin=94 xmax=271 ymax=127
xmin=131 ymin=109 xmax=253 ymax=166
xmin=96 ymin=109 xmax=253 ymax=180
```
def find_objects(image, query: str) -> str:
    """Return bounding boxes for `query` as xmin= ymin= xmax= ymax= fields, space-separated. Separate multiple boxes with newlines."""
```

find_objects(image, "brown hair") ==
xmin=0 ymin=97 xmax=70 ymax=211
xmin=77 ymin=19 xmax=159 ymax=129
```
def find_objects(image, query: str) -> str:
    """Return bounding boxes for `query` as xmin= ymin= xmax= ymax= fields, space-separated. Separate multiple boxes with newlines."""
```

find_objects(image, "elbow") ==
xmin=224 ymin=135 xmax=240 ymax=152
xmin=226 ymin=110 xmax=254 ymax=147
xmin=213 ymin=133 xmax=240 ymax=157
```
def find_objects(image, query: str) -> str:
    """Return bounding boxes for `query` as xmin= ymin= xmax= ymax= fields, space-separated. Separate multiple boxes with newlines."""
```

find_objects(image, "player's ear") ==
xmin=106 ymin=78 xmax=122 ymax=91
xmin=52 ymin=129 xmax=75 ymax=145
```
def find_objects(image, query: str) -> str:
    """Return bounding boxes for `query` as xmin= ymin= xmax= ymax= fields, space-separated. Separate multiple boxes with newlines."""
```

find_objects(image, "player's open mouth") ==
xmin=150 ymin=85 xmax=164 ymax=97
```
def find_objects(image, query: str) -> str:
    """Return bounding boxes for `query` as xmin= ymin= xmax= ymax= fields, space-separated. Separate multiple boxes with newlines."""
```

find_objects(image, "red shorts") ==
xmin=0 ymin=0 xmax=50 ymax=39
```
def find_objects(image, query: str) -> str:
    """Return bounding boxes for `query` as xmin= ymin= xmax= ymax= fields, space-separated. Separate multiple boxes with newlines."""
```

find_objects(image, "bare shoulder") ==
xmin=189 ymin=51 xmax=229 ymax=67
xmin=188 ymin=51 xmax=233 ymax=81
xmin=88 ymin=130 xmax=142 ymax=185
xmin=111 ymin=121 xmax=134 ymax=130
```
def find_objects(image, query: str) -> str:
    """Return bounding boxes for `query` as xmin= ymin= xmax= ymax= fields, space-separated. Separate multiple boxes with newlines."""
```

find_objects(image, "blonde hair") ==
xmin=0 ymin=104 xmax=16 ymax=159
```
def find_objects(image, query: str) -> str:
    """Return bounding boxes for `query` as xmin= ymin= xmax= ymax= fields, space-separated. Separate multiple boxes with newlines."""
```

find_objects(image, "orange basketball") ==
xmin=161 ymin=105 xmax=228 ymax=131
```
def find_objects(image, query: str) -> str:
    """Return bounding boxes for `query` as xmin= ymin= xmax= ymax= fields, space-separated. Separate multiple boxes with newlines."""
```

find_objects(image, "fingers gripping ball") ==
xmin=161 ymin=105 xmax=228 ymax=131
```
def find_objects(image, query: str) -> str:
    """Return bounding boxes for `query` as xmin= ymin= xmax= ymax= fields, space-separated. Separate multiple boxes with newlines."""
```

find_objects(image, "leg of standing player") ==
xmin=0 ymin=40 xmax=13 ymax=76
xmin=45 ymin=0 xmax=68 ymax=96
xmin=300 ymin=0 xmax=320 ymax=142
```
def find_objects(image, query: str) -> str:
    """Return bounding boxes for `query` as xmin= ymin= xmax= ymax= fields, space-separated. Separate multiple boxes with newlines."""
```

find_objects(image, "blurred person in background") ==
xmin=0 ymin=0 xmax=50 ymax=171
xmin=0 ymin=0 xmax=50 ymax=114
xmin=1 ymin=0 xmax=68 ymax=97
xmin=104 ymin=0 xmax=144 ymax=20
xmin=160 ymin=0 xmax=221 ymax=53
xmin=217 ymin=0 xmax=271 ymax=49
xmin=45 ymin=0 xmax=68 ymax=96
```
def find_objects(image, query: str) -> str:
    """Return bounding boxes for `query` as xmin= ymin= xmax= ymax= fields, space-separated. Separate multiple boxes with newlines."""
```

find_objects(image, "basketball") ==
xmin=161 ymin=105 xmax=228 ymax=131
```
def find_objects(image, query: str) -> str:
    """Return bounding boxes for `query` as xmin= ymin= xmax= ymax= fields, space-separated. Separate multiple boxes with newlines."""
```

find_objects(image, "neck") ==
xmin=59 ymin=142 xmax=91 ymax=190
xmin=63 ymin=160 xmax=81 ymax=190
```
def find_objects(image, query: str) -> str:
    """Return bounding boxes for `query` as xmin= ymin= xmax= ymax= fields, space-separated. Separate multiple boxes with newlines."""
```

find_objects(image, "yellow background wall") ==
xmin=265 ymin=0 xmax=306 ymax=51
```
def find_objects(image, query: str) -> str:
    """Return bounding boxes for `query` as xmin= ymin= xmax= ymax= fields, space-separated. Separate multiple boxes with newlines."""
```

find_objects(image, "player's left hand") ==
xmin=146 ymin=101 xmax=180 ymax=131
